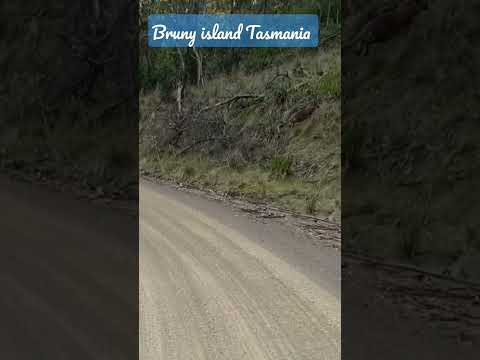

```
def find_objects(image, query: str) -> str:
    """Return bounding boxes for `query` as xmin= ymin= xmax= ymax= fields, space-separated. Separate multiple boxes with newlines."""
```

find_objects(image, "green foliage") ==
xmin=141 ymin=154 xmax=336 ymax=217
xmin=305 ymin=194 xmax=319 ymax=214
xmin=271 ymin=158 xmax=292 ymax=179
xmin=182 ymin=165 xmax=196 ymax=179
xmin=139 ymin=49 xmax=178 ymax=92
xmin=241 ymin=48 xmax=292 ymax=74
xmin=305 ymin=62 xmax=341 ymax=99
xmin=272 ymin=84 xmax=290 ymax=105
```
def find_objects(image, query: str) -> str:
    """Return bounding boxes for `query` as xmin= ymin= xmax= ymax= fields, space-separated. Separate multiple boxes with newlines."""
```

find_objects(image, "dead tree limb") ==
xmin=198 ymin=94 xmax=264 ymax=114
xmin=192 ymin=47 xmax=204 ymax=87
xmin=264 ymin=71 xmax=291 ymax=89
xmin=176 ymin=48 xmax=186 ymax=114
xmin=177 ymin=137 xmax=221 ymax=156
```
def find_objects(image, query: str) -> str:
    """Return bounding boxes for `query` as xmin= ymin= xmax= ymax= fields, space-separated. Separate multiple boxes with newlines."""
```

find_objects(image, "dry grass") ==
xmin=141 ymin=154 xmax=340 ymax=220
xmin=141 ymin=45 xmax=341 ymax=221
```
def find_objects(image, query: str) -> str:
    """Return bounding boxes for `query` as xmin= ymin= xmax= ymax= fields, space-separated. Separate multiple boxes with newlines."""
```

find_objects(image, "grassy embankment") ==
xmin=141 ymin=44 xmax=340 ymax=221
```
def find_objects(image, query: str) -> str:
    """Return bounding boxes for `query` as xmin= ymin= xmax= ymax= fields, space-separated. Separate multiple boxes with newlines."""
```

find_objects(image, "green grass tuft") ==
xmin=305 ymin=193 xmax=319 ymax=215
xmin=271 ymin=158 xmax=292 ymax=179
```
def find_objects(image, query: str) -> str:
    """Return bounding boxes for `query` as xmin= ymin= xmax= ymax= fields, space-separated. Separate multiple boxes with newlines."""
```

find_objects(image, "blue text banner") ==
xmin=148 ymin=14 xmax=319 ymax=48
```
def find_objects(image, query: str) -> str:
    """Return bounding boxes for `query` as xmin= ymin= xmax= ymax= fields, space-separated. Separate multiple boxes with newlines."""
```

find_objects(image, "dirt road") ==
xmin=140 ymin=180 xmax=341 ymax=360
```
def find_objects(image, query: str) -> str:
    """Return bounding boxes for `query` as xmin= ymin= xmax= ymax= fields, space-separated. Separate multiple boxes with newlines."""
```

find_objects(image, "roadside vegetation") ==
xmin=140 ymin=0 xmax=341 ymax=220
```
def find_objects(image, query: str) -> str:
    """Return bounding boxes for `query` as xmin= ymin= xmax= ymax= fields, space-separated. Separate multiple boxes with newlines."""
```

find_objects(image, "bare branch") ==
xmin=198 ymin=94 xmax=264 ymax=114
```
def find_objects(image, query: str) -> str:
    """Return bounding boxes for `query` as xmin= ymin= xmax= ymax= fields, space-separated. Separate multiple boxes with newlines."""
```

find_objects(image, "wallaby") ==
xmin=348 ymin=0 xmax=424 ymax=55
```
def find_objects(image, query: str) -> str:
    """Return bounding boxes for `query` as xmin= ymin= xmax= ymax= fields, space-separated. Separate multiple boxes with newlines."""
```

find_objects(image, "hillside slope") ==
xmin=140 ymin=43 xmax=340 ymax=221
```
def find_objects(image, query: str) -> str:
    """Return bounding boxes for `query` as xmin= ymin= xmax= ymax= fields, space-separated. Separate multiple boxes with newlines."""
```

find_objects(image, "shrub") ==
xmin=272 ymin=84 xmax=290 ymax=105
xmin=176 ymin=165 xmax=195 ymax=182
xmin=271 ymin=158 xmax=292 ymax=179
xmin=305 ymin=63 xmax=341 ymax=99
xmin=305 ymin=194 xmax=319 ymax=215
xmin=139 ymin=49 xmax=178 ymax=92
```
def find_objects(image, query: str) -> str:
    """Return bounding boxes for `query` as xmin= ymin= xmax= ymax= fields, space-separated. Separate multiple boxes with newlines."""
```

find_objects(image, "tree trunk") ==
xmin=263 ymin=0 xmax=268 ymax=13
xmin=192 ymin=47 xmax=204 ymax=87
xmin=176 ymin=48 xmax=186 ymax=114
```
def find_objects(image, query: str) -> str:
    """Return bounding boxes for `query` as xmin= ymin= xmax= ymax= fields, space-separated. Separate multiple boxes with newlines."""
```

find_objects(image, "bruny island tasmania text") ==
xmin=151 ymin=23 xmax=313 ymax=45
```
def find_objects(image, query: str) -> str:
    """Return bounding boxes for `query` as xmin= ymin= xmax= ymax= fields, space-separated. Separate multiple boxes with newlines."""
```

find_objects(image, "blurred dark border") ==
xmin=342 ymin=1 xmax=479 ymax=358
xmin=1 ymin=1 xmax=139 ymax=359
xmin=1 ymin=1 xmax=138 ymax=200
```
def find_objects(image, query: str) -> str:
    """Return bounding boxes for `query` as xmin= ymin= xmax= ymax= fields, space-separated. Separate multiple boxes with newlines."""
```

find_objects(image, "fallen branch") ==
xmin=177 ymin=137 xmax=221 ymax=156
xmin=320 ymin=31 xmax=341 ymax=45
xmin=198 ymin=94 xmax=264 ymax=114
xmin=291 ymin=79 xmax=311 ymax=92
xmin=265 ymin=72 xmax=291 ymax=89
